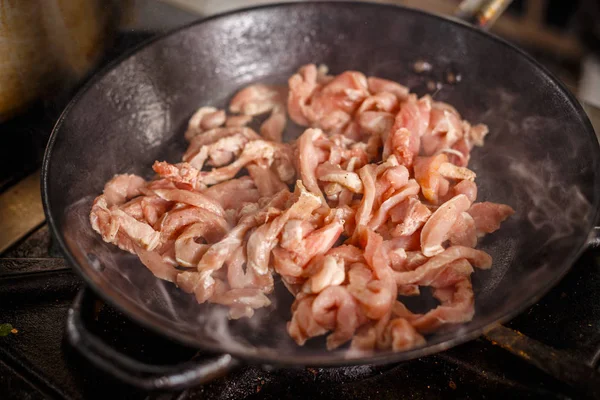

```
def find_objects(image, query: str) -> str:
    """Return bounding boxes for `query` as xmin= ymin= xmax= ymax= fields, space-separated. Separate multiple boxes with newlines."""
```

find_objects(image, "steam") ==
xmin=464 ymin=85 xmax=595 ymax=251
xmin=510 ymin=160 xmax=591 ymax=246
xmin=58 ymin=69 xmax=598 ymax=362
xmin=195 ymin=306 xmax=258 ymax=354
xmin=62 ymin=195 xmax=297 ymax=357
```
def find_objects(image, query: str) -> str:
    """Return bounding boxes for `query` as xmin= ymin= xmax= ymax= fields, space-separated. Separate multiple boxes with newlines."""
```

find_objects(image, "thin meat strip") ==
xmin=90 ymin=65 xmax=514 ymax=354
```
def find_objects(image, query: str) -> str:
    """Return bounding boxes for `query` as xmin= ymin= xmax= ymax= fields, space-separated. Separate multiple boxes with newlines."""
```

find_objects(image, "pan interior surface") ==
xmin=44 ymin=2 xmax=600 ymax=366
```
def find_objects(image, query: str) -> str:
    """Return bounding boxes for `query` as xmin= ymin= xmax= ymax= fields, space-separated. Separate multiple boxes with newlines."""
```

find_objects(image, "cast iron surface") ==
xmin=5 ymin=225 xmax=600 ymax=399
xmin=42 ymin=1 xmax=600 ymax=367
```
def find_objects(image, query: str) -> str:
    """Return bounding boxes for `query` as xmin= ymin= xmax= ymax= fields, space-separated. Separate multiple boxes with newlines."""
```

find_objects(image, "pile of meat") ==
xmin=90 ymin=64 xmax=514 ymax=352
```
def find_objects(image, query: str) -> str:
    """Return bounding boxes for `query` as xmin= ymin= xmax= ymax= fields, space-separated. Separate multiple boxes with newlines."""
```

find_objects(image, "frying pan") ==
xmin=42 ymin=1 xmax=600 ymax=392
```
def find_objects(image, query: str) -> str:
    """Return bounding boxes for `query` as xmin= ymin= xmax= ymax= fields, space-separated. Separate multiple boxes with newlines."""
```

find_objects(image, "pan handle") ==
xmin=455 ymin=0 xmax=514 ymax=29
xmin=484 ymin=325 xmax=600 ymax=398
xmin=66 ymin=288 xmax=239 ymax=391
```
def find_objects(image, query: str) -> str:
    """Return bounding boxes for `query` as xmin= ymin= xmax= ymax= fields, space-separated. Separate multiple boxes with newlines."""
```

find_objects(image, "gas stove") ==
xmin=2 ymin=223 xmax=600 ymax=399
xmin=2 ymin=4 xmax=600 ymax=400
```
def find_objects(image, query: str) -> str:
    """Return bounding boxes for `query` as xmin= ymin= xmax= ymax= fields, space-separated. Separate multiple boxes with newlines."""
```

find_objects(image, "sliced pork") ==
xmin=91 ymin=64 xmax=513 ymax=354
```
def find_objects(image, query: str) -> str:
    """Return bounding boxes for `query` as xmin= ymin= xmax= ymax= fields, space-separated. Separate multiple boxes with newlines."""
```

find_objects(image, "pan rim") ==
xmin=42 ymin=0 xmax=600 ymax=367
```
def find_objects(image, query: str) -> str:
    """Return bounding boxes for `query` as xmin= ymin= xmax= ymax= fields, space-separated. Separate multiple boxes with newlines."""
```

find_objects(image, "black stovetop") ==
xmin=2 ymin=29 xmax=600 ymax=400
xmin=2 ymin=223 xmax=600 ymax=399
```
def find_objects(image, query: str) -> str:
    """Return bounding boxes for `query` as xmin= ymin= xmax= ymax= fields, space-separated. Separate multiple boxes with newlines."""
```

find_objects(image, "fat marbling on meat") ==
xmin=90 ymin=64 xmax=514 ymax=353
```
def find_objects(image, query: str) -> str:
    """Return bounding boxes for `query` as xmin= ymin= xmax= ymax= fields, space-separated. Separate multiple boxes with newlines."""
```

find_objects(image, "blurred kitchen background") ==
xmin=0 ymin=0 xmax=599 ymax=252
xmin=141 ymin=0 xmax=600 ymax=104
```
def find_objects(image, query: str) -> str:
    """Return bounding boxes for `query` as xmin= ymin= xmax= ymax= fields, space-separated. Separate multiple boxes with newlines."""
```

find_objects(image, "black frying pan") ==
xmin=42 ymin=1 xmax=600 ymax=392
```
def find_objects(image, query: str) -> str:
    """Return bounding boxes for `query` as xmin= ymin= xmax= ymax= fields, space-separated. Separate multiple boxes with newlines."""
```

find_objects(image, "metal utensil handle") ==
xmin=484 ymin=325 xmax=600 ymax=399
xmin=455 ymin=0 xmax=514 ymax=29
xmin=587 ymin=226 xmax=600 ymax=248
xmin=66 ymin=288 xmax=239 ymax=391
